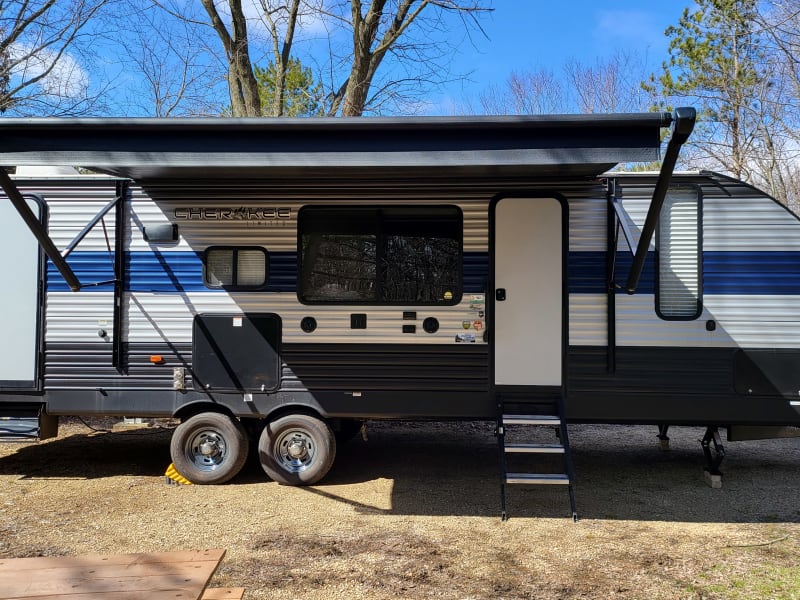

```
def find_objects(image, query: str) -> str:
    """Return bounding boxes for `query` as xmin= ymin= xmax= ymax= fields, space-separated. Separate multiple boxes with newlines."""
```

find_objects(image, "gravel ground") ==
xmin=1 ymin=419 xmax=799 ymax=599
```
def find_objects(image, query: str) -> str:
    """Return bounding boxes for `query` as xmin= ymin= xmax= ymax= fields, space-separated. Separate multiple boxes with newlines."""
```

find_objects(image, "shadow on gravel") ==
xmin=311 ymin=422 xmax=800 ymax=523
xmin=2 ymin=421 xmax=799 ymax=523
xmin=0 ymin=426 xmax=174 ymax=480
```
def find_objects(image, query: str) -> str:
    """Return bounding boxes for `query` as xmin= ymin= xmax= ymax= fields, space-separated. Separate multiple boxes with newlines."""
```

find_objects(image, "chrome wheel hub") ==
xmin=276 ymin=430 xmax=316 ymax=472
xmin=186 ymin=430 xmax=227 ymax=471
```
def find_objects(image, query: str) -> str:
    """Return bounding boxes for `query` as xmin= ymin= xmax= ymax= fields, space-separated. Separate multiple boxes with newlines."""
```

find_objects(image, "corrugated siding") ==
xmin=608 ymin=174 xmax=800 ymax=348
xmin=122 ymin=179 xmax=605 ymax=346
xmin=46 ymin=293 xmax=116 ymax=343
xmin=9 ymin=179 xmax=121 ymax=346
xmin=130 ymin=185 xmax=492 ymax=252
xmin=25 ymin=174 xmax=800 ymax=371
xmin=11 ymin=177 xmax=120 ymax=251
xmin=280 ymin=344 xmax=487 ymax=392
xmin=43 ymin=342 xmax=190 ymax=390
xmin=127 ymin=292 xmax=486 ymax=345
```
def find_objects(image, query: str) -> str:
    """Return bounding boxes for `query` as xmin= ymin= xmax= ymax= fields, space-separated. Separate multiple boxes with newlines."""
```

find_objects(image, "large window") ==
xmin=656 ymin=186 xmax=702 ymax=320
xmin=299 ymin=206 xmax=462 ymax=305
xmin=204 ymin=247 xmax=268 ymax=290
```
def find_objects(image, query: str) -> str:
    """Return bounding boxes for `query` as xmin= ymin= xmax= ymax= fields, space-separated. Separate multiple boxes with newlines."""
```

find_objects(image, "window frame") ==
xmin=655 ymin=185 xmax=703 ymax=321
xmin=297 ymin=205 xmax=464 ymax=306
xmin=203 ymin=245 xmax=269 ymax=291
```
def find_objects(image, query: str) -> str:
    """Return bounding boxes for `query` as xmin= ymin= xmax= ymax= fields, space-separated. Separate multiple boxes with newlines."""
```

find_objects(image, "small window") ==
xmin=299 ymin=206 xmax=462 ymax=305
xmin=204 ymin=247 xmax=268 ymax=290
xmin=656 ymin=186 xmax=702 ymax=320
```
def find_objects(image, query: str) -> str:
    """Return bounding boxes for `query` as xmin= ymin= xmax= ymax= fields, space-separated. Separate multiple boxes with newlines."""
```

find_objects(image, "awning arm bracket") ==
xmin=624 ymin=107 xmax=696 ymax=295
xmin=0 ymin=168 xmax=82 ymax=292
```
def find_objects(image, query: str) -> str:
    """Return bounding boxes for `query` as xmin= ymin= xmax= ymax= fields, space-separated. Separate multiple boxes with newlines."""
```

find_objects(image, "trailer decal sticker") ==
xmin=174 ymin=207 xmax=292 ymax=222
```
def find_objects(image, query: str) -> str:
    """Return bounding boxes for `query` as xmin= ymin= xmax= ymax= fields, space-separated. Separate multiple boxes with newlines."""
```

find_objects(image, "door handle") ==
xmin=495 ymin=288 xmax=506 ymax=301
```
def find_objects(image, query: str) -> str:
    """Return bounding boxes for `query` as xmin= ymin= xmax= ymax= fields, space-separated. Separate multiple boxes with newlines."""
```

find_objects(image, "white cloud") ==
xmin=215 ymin=0 xmax=330 ymax=39
xmin=9 ymin=44 xmax=90 ymax=99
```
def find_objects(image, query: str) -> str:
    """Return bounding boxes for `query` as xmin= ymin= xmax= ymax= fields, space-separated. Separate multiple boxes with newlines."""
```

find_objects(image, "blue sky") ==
xmin=427 ymin=1 xmax=691 ymax=113
xmin=5 ymin=0 xmax=694 ymax=117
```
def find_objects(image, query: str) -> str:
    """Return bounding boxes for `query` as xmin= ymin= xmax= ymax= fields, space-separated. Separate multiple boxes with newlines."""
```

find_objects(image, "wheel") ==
xmin=258 ymin=413 xmax=336 ymax=485
xmin=170 ymin=412 xmax=249 ymax=484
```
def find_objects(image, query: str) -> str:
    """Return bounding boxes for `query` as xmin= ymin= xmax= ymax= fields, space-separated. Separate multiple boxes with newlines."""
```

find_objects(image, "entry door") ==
xmin=492 ymin=197 xmax=564 ymax=387
xmin=0 ymin=195 xmax=43 ymax=389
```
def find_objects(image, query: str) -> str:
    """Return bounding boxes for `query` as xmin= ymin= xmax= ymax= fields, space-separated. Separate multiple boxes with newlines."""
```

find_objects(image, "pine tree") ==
xmin=646 ymin=0 xmax=764 ymax=179
xmin=255 ymin=58 xmax=323 ymax=117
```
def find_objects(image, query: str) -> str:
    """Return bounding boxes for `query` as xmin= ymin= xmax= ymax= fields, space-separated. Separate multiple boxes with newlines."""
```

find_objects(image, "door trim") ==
xmin=489 ymin=192 xmax=569 ymax=396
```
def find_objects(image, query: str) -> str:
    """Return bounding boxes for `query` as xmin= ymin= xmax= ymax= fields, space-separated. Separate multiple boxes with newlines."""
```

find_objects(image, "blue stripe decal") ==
xmin=46 ymin=253 xmax=116 ymax=290
xmin=464 ymin=252 xmax=488 ymax=293
xmin=47 ymin=250 xmax=800 ymax=295
xmin=568 ymin=252 xmax=656 ymax=295
xmin=705 ymin=251 xmax=800 ymax=295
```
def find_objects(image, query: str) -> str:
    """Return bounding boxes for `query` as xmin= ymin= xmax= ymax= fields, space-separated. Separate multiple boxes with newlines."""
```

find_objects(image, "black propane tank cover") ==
xmin=422 ymin=317 xmax=439 ymax=334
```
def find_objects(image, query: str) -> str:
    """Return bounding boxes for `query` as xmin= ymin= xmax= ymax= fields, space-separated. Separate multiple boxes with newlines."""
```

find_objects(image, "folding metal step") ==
xmin=506 ymin=473 xmax=570 ymax=485
xmin=498 ymin=399 xmax=577 ymax=521
xmin=502 ymin=414 xmax=561 ymax=426
xmin=504 ymin=442 xmax=565 ymax=454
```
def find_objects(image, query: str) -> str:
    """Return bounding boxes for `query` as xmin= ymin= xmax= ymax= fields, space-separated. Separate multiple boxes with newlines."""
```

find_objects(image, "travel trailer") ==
xmin=1 ymin=110 xmax=798 ymax=518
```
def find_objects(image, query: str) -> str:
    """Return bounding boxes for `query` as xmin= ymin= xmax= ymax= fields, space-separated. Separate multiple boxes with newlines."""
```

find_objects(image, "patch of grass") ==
xmin=696 ymin=564 xmax=800 ymax=599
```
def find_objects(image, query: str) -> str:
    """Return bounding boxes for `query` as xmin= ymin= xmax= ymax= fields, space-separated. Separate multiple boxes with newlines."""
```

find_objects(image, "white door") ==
xmin=493 ymin=197 xmax=563 ymax=387
xmin=0 ymin=196 xmax=42 ymax=388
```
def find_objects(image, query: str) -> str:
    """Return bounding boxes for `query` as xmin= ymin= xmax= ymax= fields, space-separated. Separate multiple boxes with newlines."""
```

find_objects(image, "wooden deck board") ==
xmin=0 ymin=549 xmax=227 ymax=600
xmin=201 ymin=588 xmax=246 ymax=600
xmin=0 ymin=549 xmax=225 ymax=572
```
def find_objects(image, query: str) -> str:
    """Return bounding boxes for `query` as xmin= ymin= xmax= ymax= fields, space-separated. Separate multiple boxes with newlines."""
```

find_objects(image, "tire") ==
xmin=258 ymin=413 xmax=336 ymax=485
xmin=170 ymin=412 xmax=249 ymax=484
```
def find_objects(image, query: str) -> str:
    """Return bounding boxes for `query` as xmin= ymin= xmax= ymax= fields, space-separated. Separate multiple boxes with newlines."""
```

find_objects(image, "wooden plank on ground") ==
xmin=0 ymin=549 xmax=226 ymax=600
xmin=201 ymin=588 xmax=246 ymax=600
xmin=5 ymin=592 xmax=207 ymax=600
xmin=0 ymin=549 xmax=225 ymax=572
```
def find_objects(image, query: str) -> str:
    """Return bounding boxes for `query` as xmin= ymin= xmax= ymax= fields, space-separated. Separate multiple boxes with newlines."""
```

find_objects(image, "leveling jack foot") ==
xmin=701 ymin=426 xmax=725 ymax=488
xmin=657 ymin=424 xmax=670 ymax=451
xmin=703 ymin=469 xmax=723 ymax=489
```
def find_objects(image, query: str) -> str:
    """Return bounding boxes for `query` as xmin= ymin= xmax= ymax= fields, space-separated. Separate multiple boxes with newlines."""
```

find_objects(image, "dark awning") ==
xmin=0 ymin=113 xmax=672 ymax=182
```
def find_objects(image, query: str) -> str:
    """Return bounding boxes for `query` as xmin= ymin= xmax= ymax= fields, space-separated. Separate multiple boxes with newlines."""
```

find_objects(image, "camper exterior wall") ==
xmin=2 ymin=174 xmax=800 ymax=426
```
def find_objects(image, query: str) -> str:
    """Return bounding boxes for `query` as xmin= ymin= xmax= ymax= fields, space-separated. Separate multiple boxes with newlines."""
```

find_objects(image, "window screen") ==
xmin=656 ymin=186 xmax=702 ymax=320
xmin=299 ymin=206 xmax=462 ymax=304
xmin=204 ymin=247 xmax=268 ymax=290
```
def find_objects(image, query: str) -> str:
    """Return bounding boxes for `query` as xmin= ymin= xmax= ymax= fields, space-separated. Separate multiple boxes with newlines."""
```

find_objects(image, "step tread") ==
xmin=504 ymin=443 xmax=565 ymax=453
xmin=506 ymin=473 xmax=570 ymax=485
xmin=502 ymin=414 xmax=561 ymax=425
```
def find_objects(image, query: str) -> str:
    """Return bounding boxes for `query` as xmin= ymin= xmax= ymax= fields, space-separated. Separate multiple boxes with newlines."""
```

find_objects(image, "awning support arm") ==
xmin=624 ymin=107 xmax=696 ymax=295
xmin=610 ymin=197 xmax=638 ymax=254
xmin=0 ymin=168 xmax=82 ymax=291
xmin=63 ymin=195 xmax=121 ymax=258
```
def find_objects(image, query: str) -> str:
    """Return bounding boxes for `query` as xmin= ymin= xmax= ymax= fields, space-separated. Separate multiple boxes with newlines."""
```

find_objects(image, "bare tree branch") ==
xmin=1 ymin=0 xmax=109 ymax=115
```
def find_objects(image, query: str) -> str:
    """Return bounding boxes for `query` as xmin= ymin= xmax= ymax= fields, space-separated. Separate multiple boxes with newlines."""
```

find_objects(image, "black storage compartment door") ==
xmin=193 ymin=313 xmax=282 ymax=392
xmin=734 ymin=349 xmax=800 ymax=398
